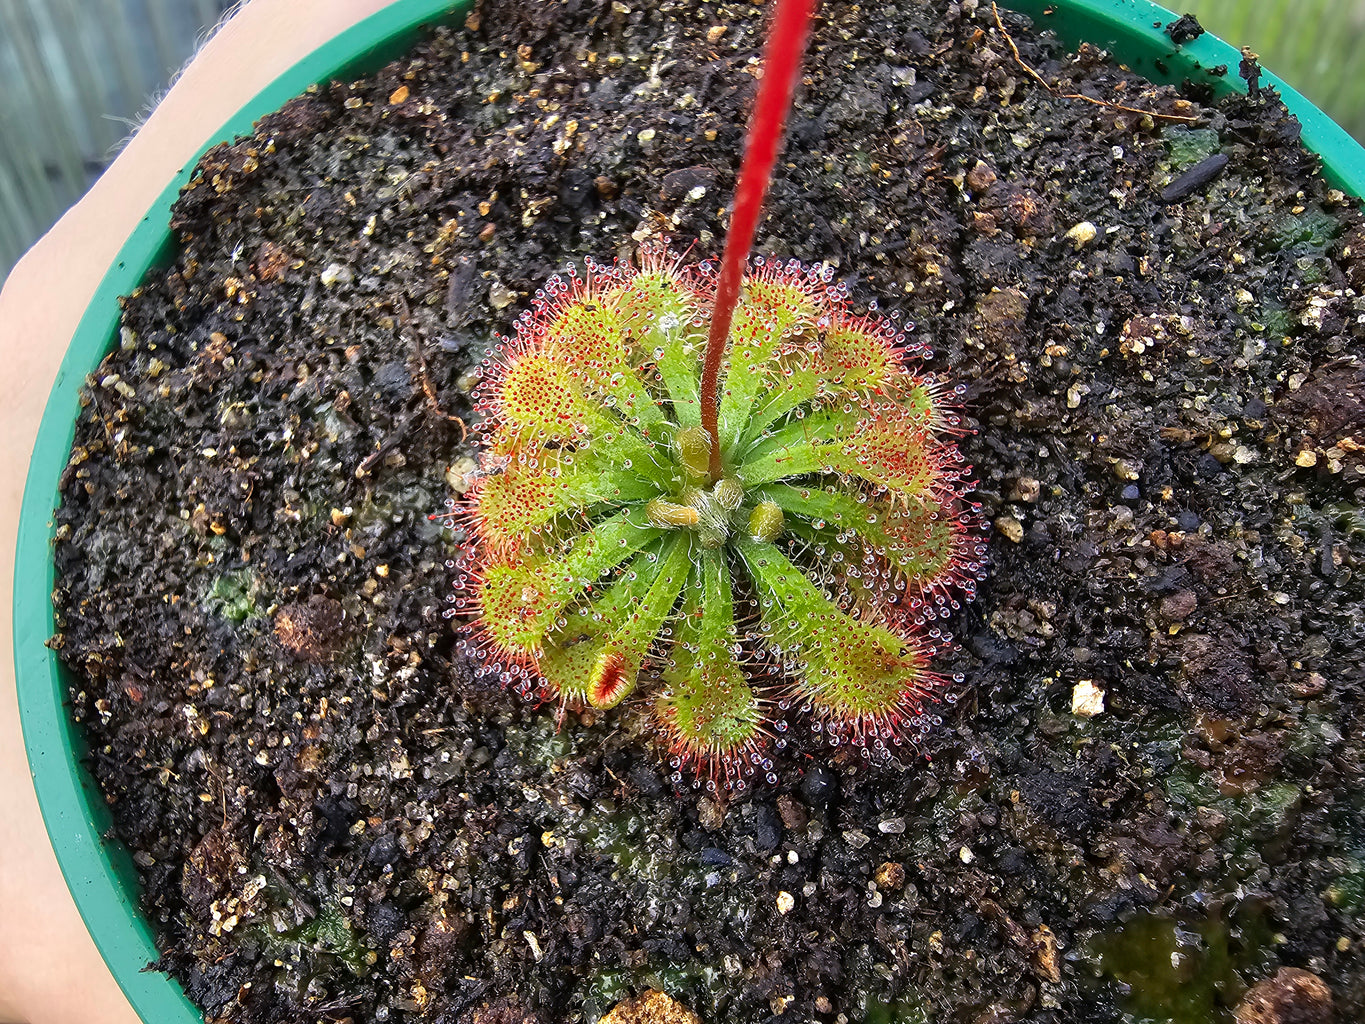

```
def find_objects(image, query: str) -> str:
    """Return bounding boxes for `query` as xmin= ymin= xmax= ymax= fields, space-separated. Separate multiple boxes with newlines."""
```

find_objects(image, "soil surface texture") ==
xmin=52 ymin=2 xmax=1365 ymax=1023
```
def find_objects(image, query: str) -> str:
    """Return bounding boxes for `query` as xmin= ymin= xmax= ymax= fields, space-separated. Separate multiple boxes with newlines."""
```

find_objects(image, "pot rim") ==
xmin=1004 ymin=0 xmax=1365 ymax=198
xmin=13 ymin=2 xmax=1364 ymax=1021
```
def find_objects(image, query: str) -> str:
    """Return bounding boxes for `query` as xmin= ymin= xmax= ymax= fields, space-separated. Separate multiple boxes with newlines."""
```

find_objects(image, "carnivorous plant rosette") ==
xmin=443 ymin=248 xmax=985 ymax=789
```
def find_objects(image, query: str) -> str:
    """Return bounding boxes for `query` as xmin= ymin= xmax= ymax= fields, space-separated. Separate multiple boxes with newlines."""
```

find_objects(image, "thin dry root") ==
xmin=990 ymin=2 xmax=1199 ymax=124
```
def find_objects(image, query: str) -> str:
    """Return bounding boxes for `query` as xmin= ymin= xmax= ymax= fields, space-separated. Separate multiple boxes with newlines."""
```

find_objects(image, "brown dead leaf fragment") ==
xmin=274 ymin=595 xmax=345 ymax=662
xmin=253 ymin=240 xmax=290 ymax=282
xmin=1032 ymin=924 xmax=1061 ymax=983
xmin=1275 ymin=359 xmax=1365 ymax=472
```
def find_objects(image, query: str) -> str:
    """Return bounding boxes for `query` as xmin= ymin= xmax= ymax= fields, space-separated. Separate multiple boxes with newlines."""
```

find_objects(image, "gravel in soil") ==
xmin=51 ymin=1 xmax=1365 ymax=1022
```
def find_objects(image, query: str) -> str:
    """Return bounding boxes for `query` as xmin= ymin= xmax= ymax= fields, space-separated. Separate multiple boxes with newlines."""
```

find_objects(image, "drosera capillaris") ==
xmin=435 ymin=0 xmax=985 ymax=790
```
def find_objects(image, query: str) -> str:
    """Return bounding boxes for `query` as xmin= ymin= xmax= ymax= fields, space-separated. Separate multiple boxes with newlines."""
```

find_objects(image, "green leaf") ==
xmin=541 ymin=534 xmax=692 ymax=707
xmin=476 ymin=446 xmax=666 ymax=554
xmin=477 ymin=508 xmax=663 ymax=657
xmin=736 ymin=402 xmax=935 ymax=498
xmin=734 ymin=535 xmax=933 ymax=723
xmin=656 ymin=549 xmax=763 ymax=759
xmin=655 ymin=335 xmax=703 ymax=429
xmin=716 ymin=282 xmax=819 ymax=458
xmin=757 ymin=482 xmax=960 ymax=591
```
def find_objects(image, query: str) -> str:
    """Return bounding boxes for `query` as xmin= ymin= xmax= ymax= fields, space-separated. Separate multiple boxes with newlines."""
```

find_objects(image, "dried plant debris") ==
xmin=52 ymin=1 xmax=1365 ymax=1022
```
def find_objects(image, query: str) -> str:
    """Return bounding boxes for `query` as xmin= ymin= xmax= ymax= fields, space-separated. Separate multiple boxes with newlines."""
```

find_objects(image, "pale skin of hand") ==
xmin=0 ymin=2 xmax=394 ymax=1020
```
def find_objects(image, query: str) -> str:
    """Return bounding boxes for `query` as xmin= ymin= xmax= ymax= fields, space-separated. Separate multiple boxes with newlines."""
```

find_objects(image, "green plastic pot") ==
xmin=12 ymin=1 xmax=1365 ymax=1021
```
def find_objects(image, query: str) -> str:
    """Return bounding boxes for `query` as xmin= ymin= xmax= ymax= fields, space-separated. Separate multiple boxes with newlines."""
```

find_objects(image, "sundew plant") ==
xmin=440 ymin=0 xmax=985 ymax=789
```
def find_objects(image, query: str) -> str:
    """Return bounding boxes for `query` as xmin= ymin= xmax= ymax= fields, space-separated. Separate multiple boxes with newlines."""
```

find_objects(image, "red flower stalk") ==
xmin=698 ymin=0 xmax=815 ymax=480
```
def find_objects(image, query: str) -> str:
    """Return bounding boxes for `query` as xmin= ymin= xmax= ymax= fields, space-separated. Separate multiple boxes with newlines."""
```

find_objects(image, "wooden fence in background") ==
xmin=0 ymin=0 xmax=228 ymax=282
xmin=1187 ymin=0 xmax=1365 ymax=143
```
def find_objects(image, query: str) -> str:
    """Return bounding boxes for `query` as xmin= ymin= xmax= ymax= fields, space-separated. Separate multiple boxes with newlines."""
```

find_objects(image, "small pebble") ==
xmin=1008 ymin=476 xmax=1041 ymax=502
xmin=1065 ymin=220 xmax=1097 ymax=247
xmin=776 ymin=891 xmax=796 ymax=915
xmin=1290 ymin=672 xmax=1328 ymax=698
xmin=875 ymin=861 xmax=906 ymax=890
xmin=801 ymin=765 xmax=838 ymax=807
xmin=966 ymin=159 xmax=997 ymax=191
xmin=1160 ymin=589 xmax=1198 ymax=623
xmin=1071 ymin=679 xmax=1106 ymax=717
xmin=750 ymin=804 xmax=782 ymax=852
xmin=994 ymin=515 xmax=1024 ymax=543
xmin=319 ymin=262 xmax=353 ymax=287
xmin=776 ymin=793 xmax=809 ymax=830
xmin=697 ymin=797 xmax=725 ymax=831
xmin=1234 ymin=967 xmax=1333 ymax=1024
xmin=1210 ymin=442 xmax=1237 ymax=464
xmin=878 ymin=817 xmax=906 ymax=834
xmin=1112 ymin=458 xmax=1140 ymax=481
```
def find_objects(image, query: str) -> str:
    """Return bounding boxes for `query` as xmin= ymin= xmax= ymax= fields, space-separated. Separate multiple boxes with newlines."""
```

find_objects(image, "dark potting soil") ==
xmin=52 ymin=1 xmax=1365 ymax=1022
